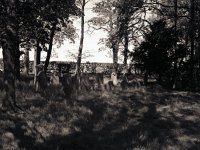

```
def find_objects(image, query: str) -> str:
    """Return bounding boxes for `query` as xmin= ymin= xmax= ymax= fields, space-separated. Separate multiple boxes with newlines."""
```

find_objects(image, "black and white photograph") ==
xmin=0 ymin=0 xmax=200 ymax=149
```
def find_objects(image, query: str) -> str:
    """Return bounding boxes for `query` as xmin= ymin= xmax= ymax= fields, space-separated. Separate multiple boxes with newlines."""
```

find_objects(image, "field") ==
xmin=0 ymin=84 xmax=200 ymax=150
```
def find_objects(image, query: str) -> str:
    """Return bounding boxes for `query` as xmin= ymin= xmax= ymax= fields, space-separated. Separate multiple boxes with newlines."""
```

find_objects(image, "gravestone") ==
xmin=111 ymin=72 xmax=118 ymax=86
xmin=35 ymin=64 xmax=48 ymax=92
xmin=50 ymin=71 xmax=60 ymax=85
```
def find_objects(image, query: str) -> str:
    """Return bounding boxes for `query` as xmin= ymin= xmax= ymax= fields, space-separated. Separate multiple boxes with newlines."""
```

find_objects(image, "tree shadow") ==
xmin=0 ymin=89 xmax=199 ymax=150
xmin=21 ymin=98 xmax=47 ymax=109
xmin=28 ymin=100 xmax=178 ymax=150
xmin=0 ymin=112 xmax=39 ymax=150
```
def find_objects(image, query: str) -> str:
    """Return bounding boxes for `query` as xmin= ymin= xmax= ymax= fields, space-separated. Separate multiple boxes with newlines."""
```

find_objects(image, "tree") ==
xmin=89 ymin=0 xmax=145 ymax=73
xmin=0 ymin=0 xmax=80 ymax=109
xmin=88 ymin=0 xmax=120 ymax=73
xmin=1 ymin=0 xmax=19 ymax=109
xmin=17 ymin=0 xmax=80 ymax=85
xmin=116 ymin=0 xmax=144 ymax=69
xmin=189 ymin=0 xmax=195 ymax=89
xmin=40 ymin=0 xmax=80 ymax=74
xmin=75 ymin=0 xmax=90 ymax=78
xmin=148 ymin=0 xmax=200 ymax=90
xmin=132 ymin=20 xmax=177 ymax=85
xmin=170 ymin=0 xmax=178 ymax=89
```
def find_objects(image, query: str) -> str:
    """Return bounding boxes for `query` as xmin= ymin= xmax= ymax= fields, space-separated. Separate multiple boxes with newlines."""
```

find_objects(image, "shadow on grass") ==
xmin=0 ymin=88 xmax=200 ymax=150
xmin=30 ymin=102 xmax=177 ymax=150
xmin=0 ymin=112 xmax=38 ymax=150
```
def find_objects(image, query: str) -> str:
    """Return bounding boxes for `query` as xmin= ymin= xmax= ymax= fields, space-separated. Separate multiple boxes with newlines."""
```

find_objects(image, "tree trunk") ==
xmin=190 ymin=0 xmax=195 ymax=90
xmin=34 ymin=41 xmax=41 ymax=85
xmin=15 ymin=41 xmax=21 ymax=80
xmin=75 ymin=0 xmax=85 ymax=78
xmin=144 ymin=70 xmax=148 ymax=86
xmin=112 ymin=41 xmax=119 ymax=74
xmin=171 ymin=0 xmax=178 ymax=89
xmin=190 ymin=0 xmax=195 ymax=63
xmin=123 ymin=12 xmax=129 ymax=70
xmin=123 ymin=29 xmax=129 ymax=69
xmin=197 ymin=9 xmax=200 ymax=69
xmin=2 ymin=43 xmax=17 ymax=109
xmin=2 ymin=0 xmax=18 ymax=109
xmin=44 ymin=22 xmax=57 ymax=74
xmin=23 ymin=48 xmax=30 ymax=76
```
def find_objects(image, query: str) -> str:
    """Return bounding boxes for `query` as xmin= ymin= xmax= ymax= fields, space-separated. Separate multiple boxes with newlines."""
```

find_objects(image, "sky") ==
xmin=0 ymin=0 xmax=113 ymax=63
xmin=48 ymin=0 xmax=112 ymax=63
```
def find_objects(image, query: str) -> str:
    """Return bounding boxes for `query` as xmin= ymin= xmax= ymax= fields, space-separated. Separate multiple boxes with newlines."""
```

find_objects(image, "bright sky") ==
xmin=0 ymin=0 xmax=113 ymax=63
xmin=48 ymin=0 xmax=112 ymax=63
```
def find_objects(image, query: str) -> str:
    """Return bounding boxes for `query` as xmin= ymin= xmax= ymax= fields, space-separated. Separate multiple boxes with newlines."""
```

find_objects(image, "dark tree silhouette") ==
xmin=1 ymin=0 xmax=19 ymax=109
xmin=132 ymin=20 xmax=177 ymax=85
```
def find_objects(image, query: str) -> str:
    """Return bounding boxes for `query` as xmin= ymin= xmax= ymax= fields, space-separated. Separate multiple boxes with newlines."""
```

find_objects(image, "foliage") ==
xmin=88 ymin=0 xmax=147 ymax=67
xmin=0 ymin=0 xmax=81 ymax=52
xmin=0 ymin=0 xmax=81 ymax=109
xmin=54 ymin=20 xmax=77 ymax=47
xmin=132 ymin=20 xmax=177 ymax=80
xmin=88 ymin=0 xmax=119 ymax=50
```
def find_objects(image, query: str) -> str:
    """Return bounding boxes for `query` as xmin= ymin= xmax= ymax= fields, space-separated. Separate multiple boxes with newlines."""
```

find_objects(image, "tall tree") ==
xmin=75 ymin=0 xmax=89 ymax=78
xmin=88 ymin=0 xmax=120 ymax=73
xmin=89 ymin=0 xmax=145 ymax=73
xmin=197 ymin=1 xmax=200 ymax=68
xmin=132 ymin=20 xmax=177 ymax=85
xmin=43 ymin=0 xmax=80 ymax=73
xmin=116 ymin=0 xmax=144 ymax=69
xmin=44 ymin=21 xmax=57 ymax=73
xmin=189 ymin=0 xmax=195 ymax=89
xmin=1 ymin=0 xmax=19 ymax=109
xmin=171 ymin=0 xmax=178 ymax=89
xmin=0 ymin=0 xmax=80 ymax=108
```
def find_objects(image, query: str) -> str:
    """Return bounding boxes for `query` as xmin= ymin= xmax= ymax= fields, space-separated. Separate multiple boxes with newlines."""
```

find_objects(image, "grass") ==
xmin=0 ymin=83 xmax=200 ymax=150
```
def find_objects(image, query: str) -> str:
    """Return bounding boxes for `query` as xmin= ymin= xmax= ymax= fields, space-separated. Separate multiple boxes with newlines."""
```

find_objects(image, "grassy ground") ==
xmin=0 ymin=84 xmax=200 ymax=150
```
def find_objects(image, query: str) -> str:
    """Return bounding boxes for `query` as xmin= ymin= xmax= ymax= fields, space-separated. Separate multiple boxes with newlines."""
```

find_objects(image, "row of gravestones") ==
xmin=0 ymin=60 xmax=144 ymax=76
xmin=19 ymin=61 xmax=126 ymax=75
xmin=0 ymin=59 xmax=142 ymax=75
